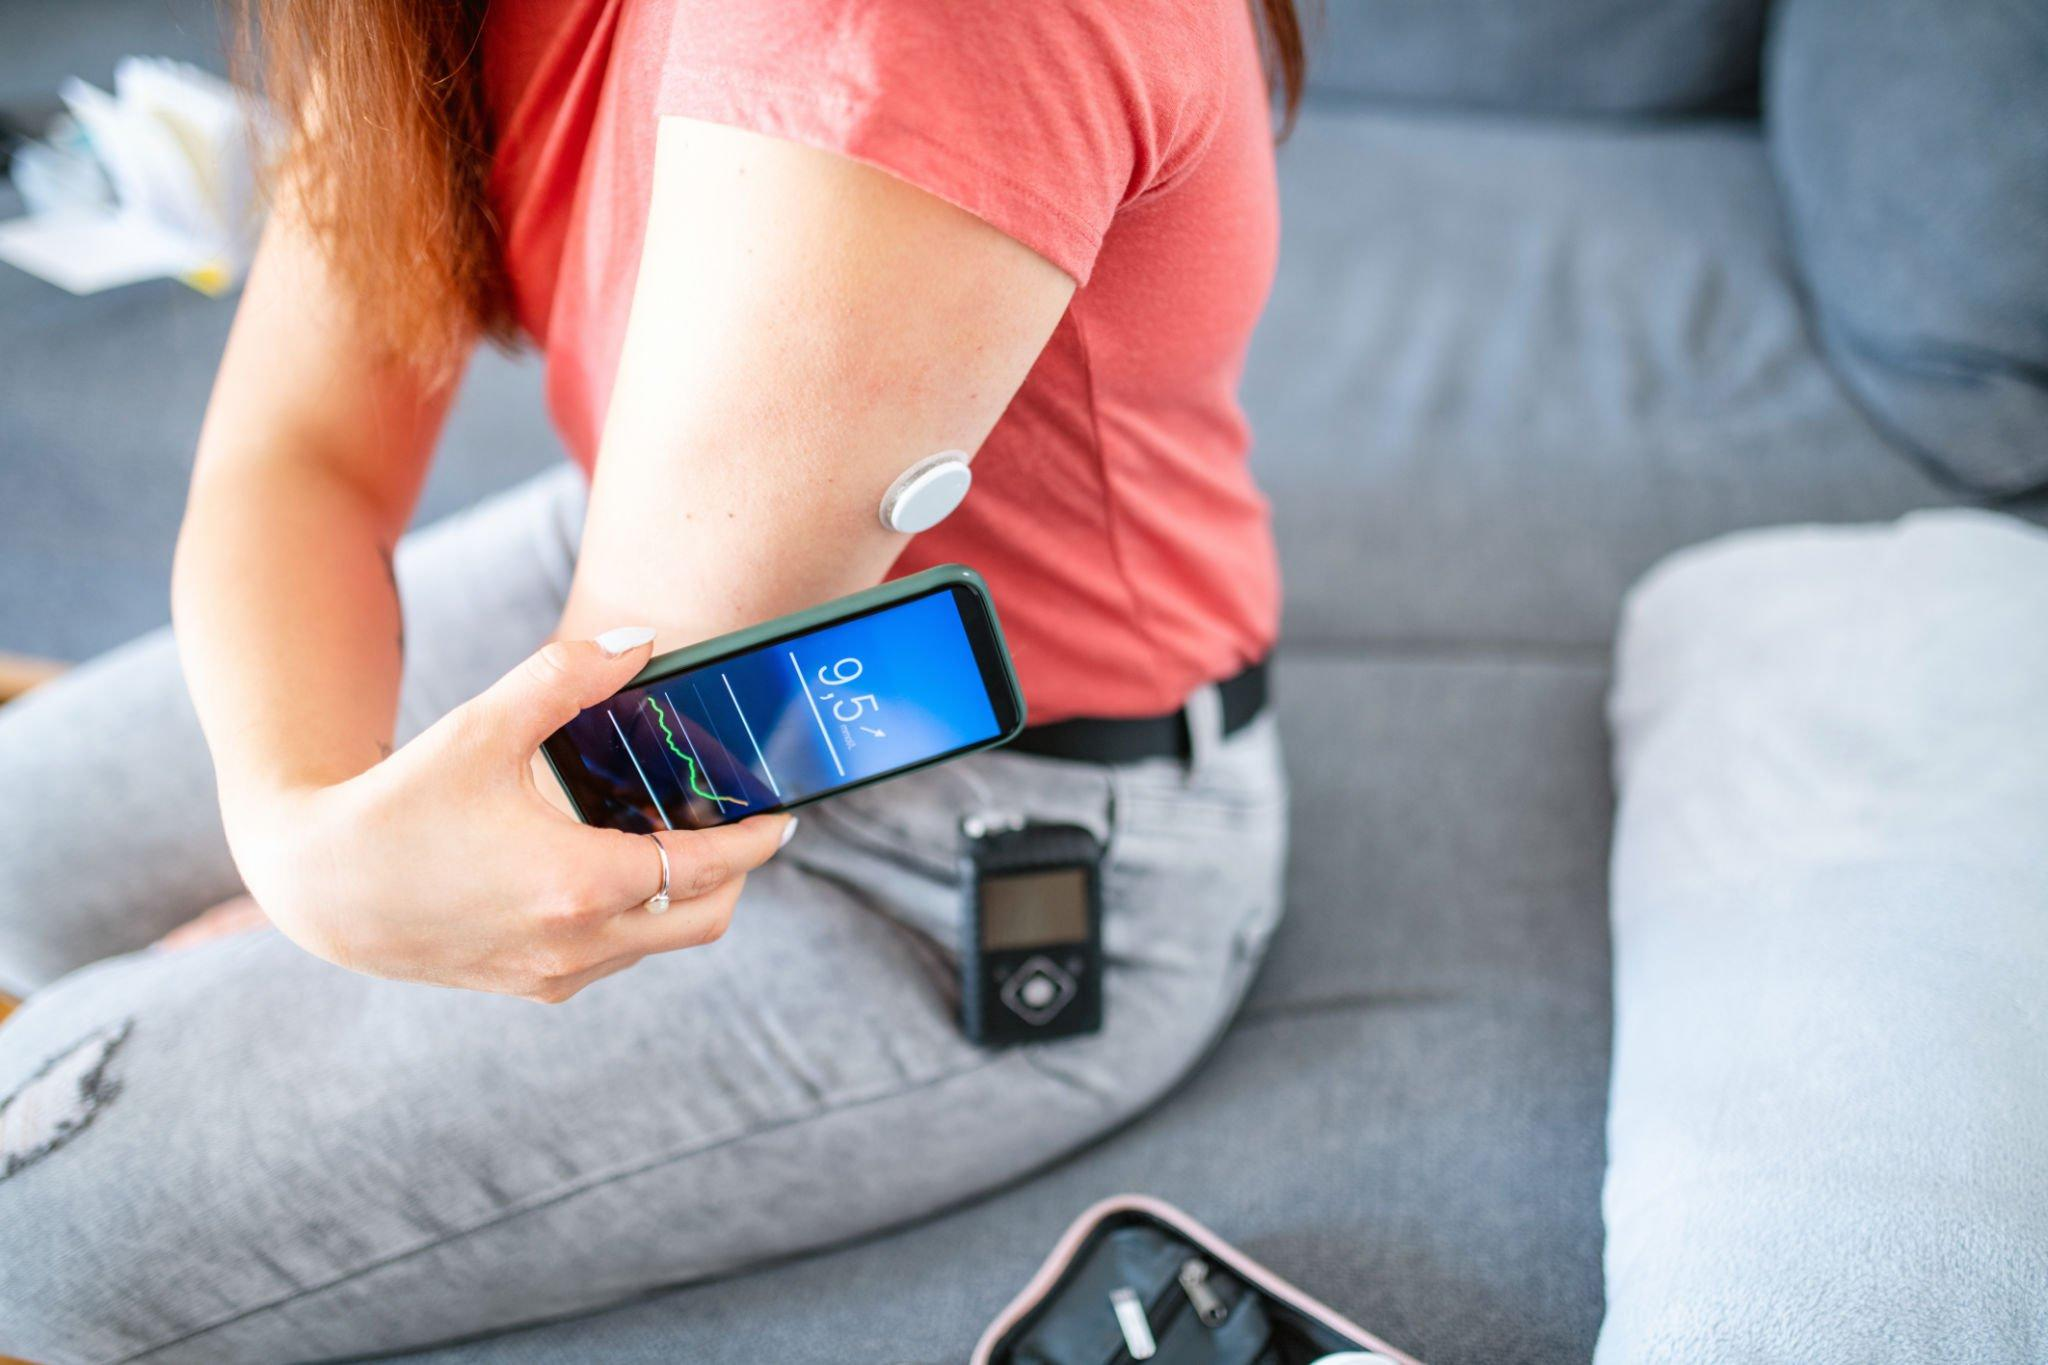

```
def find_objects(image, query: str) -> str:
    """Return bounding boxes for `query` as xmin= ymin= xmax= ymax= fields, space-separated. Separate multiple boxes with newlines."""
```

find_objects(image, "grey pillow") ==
xmin=1308 ymin=0 xmax=1769 ymax=115
xmin=1768 ymin=0 xmax=2048 ymax=496
xmin=1602 ymin=511 xmax=2048 ymax=1362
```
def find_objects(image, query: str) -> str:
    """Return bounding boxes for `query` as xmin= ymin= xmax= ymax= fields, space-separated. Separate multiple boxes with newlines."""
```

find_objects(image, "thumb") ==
xmin=469 ymin=627 xmax=660 ymax=754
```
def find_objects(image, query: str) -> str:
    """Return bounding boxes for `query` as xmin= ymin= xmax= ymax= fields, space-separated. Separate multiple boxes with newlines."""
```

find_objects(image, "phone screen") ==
xmin=545 ymin=584 xmax=1012 ymax=832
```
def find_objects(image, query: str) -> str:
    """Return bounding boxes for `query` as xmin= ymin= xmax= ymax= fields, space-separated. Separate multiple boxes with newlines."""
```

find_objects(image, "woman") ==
xmin=0 ymin=0 xmax=1301 ymax=1356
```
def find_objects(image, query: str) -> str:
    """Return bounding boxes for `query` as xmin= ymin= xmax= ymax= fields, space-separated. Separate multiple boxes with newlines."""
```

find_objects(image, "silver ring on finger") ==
xmin=645 ymin=834 xmax=672 ymax=914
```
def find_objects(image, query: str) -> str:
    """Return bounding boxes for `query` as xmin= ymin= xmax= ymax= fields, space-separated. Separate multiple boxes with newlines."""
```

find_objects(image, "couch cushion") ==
xmin=1253 ymin=655 xmax=1612 ymax=1016
xmin=1307 ymin=0 xmax=1768 ymax=116
xmin=1767 ymin=0 xmax=2048 ymax=497
xmin=1245 ymin=109 xmax=2047 ymax=653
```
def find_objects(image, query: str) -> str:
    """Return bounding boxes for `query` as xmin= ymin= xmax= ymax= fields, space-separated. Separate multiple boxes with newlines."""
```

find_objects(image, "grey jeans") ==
xmin=0 ymin=467 xmax=1288 ymax=1363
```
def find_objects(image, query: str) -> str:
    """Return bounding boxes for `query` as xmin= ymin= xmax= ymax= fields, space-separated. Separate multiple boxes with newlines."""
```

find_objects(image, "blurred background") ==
xmin=2 ymin=1 xmax=2043 ymax=1361
xmin=2 ymin=0 xmax=556 ymax=663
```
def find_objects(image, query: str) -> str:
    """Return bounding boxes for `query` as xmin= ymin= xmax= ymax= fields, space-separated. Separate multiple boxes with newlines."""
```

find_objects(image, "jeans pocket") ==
xmin=1107 ymin=732 xmax=1290 ymax=956
xmin=809 ymin=750 xmax=1116 ymax=886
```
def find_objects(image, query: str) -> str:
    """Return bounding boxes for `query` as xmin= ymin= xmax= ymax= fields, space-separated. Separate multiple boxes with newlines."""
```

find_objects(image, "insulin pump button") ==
xmin=1001 ymin=955 xmax=1076 ymax=1025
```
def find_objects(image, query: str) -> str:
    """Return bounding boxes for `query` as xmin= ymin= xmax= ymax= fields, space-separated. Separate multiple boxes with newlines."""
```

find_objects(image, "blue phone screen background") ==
xmin=555 ymin=590 xmax=1001 ymax=831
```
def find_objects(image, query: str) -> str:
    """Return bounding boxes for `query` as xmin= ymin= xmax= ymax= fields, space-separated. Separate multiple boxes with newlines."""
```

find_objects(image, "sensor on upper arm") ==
xmin=879 ymin=451 xmax=972 ymax=534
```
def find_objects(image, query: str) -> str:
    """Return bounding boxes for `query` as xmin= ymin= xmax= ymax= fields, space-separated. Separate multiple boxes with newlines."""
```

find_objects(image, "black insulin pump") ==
xmin=959 ymin=819 xmax=1105 ymax=1046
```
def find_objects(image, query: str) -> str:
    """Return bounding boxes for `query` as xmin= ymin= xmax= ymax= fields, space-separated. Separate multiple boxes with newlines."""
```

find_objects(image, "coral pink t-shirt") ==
xmin=483 ymin=0 xmax=1280 ymax=723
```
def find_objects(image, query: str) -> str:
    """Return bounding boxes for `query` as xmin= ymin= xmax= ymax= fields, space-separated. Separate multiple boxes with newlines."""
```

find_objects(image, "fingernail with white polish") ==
xmin=595 ymin=626 xmax=657 ymax=657
xmin=779 ymin=816 xmax=800 ymax=849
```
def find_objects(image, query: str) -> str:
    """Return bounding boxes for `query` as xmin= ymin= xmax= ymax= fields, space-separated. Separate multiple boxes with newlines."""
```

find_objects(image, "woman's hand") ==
xmin=221 ymin=630 xmax=792 ymax=1001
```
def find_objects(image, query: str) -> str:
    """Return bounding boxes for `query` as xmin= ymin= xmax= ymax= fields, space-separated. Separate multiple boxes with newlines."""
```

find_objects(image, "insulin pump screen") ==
xmin=551 ymin=588 xmax=1003 ymax=832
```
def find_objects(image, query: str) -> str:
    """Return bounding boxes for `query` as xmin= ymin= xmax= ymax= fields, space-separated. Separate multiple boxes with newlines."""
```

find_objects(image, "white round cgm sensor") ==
xmin=879 ymin=451 xmax=973 ymax=534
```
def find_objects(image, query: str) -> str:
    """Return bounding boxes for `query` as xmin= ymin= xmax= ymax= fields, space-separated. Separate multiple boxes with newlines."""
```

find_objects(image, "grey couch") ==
xmin=4 ymin=3 xmax=2042 ymax=1362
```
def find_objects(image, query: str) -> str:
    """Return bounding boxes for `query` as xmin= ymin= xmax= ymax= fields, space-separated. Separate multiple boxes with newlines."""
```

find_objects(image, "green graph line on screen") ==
xmin=644 ymin=696 xmax=749 ymax=808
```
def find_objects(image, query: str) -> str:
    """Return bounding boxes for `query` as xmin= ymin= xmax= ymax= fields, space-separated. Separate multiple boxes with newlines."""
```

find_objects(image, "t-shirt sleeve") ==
xmin=633 ymin=0 xmax=1204 ymax=285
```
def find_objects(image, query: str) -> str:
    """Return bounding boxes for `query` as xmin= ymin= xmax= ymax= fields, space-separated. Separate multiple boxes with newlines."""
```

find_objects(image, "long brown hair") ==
xmin=235 ymin=1 xmax=1307 ymax=376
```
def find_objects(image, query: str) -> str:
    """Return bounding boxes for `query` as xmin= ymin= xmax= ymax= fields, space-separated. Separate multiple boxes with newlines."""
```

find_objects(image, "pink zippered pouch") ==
xmin=973 ymin=1195 xmax=1424 ymax=1364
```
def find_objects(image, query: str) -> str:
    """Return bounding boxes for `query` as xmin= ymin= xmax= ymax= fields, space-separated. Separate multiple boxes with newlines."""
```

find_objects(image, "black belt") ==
xmin=1005 ymin=658 xmax=1269 ymax=765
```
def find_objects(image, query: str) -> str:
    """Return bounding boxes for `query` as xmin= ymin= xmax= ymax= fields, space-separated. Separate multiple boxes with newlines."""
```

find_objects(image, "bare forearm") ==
xmin=172 ymin=213 xmax=447 ymax=826
xmin=173 ymin=457 xmax=405 ymax=820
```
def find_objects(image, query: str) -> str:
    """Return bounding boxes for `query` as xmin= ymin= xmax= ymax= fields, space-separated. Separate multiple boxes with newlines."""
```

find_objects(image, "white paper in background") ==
xmin=9 ymin=121 xmax=114 ymax=218
xmin=0 ymin=57 xmax=268 ymax=295
xmin=0 ymin=210 xmax=198 ymax=294
xmin=112 ymin=57 xmax=261 ymax=258
xmin=60 ymin=77 xmax=211 ymax=243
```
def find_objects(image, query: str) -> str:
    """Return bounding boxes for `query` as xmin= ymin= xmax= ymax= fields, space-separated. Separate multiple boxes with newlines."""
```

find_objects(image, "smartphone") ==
xmin=541 ymin=565 xmax=1026 ymax=833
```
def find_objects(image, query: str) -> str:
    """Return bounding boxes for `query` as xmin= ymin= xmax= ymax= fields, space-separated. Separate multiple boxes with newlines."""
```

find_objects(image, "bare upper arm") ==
xmin=558 ymin=117 xmax=1076 ymax=644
